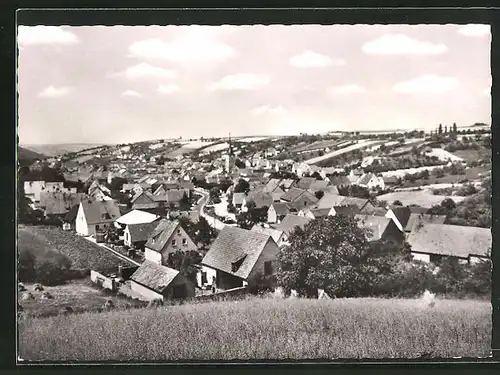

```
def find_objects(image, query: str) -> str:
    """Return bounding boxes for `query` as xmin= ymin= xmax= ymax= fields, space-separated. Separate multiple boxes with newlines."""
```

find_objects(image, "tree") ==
xmin=166 ymin=250 xmax=202 ymax=285
xmin=18 ymin=248 xmax=36 ymax=282
xmin=276 ymin=216 xmax=373 ymax=298
xmin=209 ymin=187 xmax=221 ymax=201
xmin=311 ymin=171 xmax=323 ymax=180
xmin=452 ymin=123 xmax=457 ymax=134
xmin=236 ymin=205 xmax=268 ymax=229
xmin=441 ymin=198 xmax=457 ymax=211
xmin=235 ymin=159 xmax=246 ymax=169
xmin=314 ymin=190 xmax=325 ymax=200
xmin=234 ymin=179 xmax=250 ymax=194
xmin=438 ymin=124 xmax=443 ymax=135
xmin=393 ymin=200 xmax=403 ymax=206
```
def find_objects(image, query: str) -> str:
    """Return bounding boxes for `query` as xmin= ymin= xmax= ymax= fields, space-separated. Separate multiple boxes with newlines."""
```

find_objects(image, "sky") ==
xmin=17 ymin=24 xmax=491 ymax=145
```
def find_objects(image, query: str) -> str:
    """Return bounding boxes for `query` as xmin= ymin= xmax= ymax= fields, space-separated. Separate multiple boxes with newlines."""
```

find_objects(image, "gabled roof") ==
xmin=166 ymin=189 xmax=185 ymax=203
xmin=269 ymin=202 xmax=291 ymax=216
xmin=276 ymin=214 xmax=313 ymax=236
xmin=306 ymin=207 xmax=332 ymax=218
xmin=407 ymin=223 xmax=491 ymax=258
xmin=202 ymin=226 xmax=275 ymax=280
xmin=297 ymin=177 xmax=317 ymax=190
xmin=116 ymin=209 xmax=159 ymax=225
xmin=389 ymin=206 xmax=412 ymax=229
xmin=408 ymin=205 xmax=429 ymax=214
xmin=316 ymin=193 xmax=347 ymax=209
xmin=328 ymin=175 xmax=352 ymax=186
xmin=281 ymin=179 xmax=296 ymax=189
xmin=354 ymin=214 xmax=392 ymax=242
xmin=81 ymin=199 xmax=121 ymax=224
xmin=145 ymin=219 xmax=180 ymax=252
xmin=250 ymin=225 xmax=284 ymax=244
xmin=130 ymin=261 xmax=180 ymax=293
xmin=63 ymin=204 xmax=80 ymax=223
xmin=247 ymin=192 xmax=273 ymax=208
xmin=131 ymin=190 xmax=157 ymax=204
xmin=361 ymin=206 xmax=387 ymax=216
xmin=39 ymin=192 xmax=86 ymax=215
xmin=127 ymin=221 xmax=160 ymax=243
xmin=333 ymin=204 xmax=360 ymax=217
xmin=308 ymin=180 xmax=329 ymax=192
xmin=281 ymin=187 xmax=307 ymax=202
xmin=357 ymin=173 xmax=375 ymax=186
xmin=263 ymin=178 xmax=282 ymax=193
xmin=404 ymin=213 xmax=447 ymax=232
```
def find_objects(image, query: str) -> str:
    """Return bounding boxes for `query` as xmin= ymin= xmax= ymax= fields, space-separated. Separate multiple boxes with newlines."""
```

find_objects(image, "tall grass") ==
xmin=18 ymin=297 xmax=491 ymax=361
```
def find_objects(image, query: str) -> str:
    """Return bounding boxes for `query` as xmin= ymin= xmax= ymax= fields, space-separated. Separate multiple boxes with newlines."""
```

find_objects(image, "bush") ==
xmin=35 ymin=251 xmax=72 ymax=286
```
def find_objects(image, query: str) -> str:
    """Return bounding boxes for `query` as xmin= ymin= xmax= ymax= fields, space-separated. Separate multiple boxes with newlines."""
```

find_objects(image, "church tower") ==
xmin=226 ymin=133 xmax=235 ymax=173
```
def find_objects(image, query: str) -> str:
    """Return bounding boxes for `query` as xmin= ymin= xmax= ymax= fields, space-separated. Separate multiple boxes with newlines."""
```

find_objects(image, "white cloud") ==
xmin=289 ymin=50 xmax=344 ymax=68
xmin=392 ymin=75 xmax=458 ymax=94
xmin=157 ymin=84 xmax=180 ymax=95
xmin=38 ymin=85 xmax=73 ymax=98
xmin=251 ymin=105 xmax=287 ymax=115
xmin=362 ymin=34 xmax=447 ymax=55
xmin=118 ymin=62 xmax=177 ymax=79
xmin=128 ymin=36 xmax=234 ymax=63
xmin=121 ymin=90 xmax=143 ymax=98
xmin=458 ymin=24 xmax=490 ymax=37
xmin=18 ymin=26 xmax=78 ymax=46
xmin=209 ymin=73 xmax=271 ymax=91
xmin=328 ymin=84 xmax=367 ymax=95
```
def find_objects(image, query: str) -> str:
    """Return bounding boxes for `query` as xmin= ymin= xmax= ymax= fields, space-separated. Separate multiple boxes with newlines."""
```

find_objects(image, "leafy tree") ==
xmin=166 ymin=250 xmax=202 ymax=285
xmin=452 ymin=123 xmax=457 ymax=134
xmin=276 ymin=216 xmax=373 ymax=298
xmin=311 ymin=171 xmax=323 ymax=180
xmin=236 ymin=205 xmax=268 ymax=229
xmin=441 ymin=198 xmax=457 ymax=211
xmin=209 ymin=187 xmax=221 ymax=201
xmin=234 ymin=179 xmax=250 ymax=194
xmin=235 ymin=159 xmax=246 ymax=169
xmin=35 ymin=250 xmax=72 ymax=286
xmin=338 ymin=185 xmax=370 ymax=199
xmin=179 ymin=192 xmax=190 ymax=210
xmin=438 ymin=124 xmax=443 ymax=135
xmin=463 ymin=257 xmax=492 ymax=295
xmin=393 ymin=200 xmax=403 ymax=206
xmin=18 ymin=248 xmax=36 ymax=282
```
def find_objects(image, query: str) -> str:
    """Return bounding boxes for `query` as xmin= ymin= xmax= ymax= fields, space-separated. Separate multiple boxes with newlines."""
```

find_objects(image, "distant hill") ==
xmin=18 ymin=146 xmax=46 ymax=162
xmin=21 ymin=143 xmax=107 ymax=157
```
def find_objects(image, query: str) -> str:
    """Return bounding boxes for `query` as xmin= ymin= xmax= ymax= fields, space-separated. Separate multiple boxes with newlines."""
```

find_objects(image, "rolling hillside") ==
xmin=21 ymin=144 xmax=106 ymax=157
xmin=18 ymin=146 xmax=46 ymax=162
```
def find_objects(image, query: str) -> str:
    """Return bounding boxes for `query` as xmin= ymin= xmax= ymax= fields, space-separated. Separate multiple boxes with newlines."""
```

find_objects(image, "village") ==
xmin=18 ymin=122 xmax=492 ymax=311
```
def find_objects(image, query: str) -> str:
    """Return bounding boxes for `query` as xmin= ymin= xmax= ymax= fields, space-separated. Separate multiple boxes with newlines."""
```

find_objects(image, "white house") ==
xmin=75 ymin=199 xmax=122 ymax=236
xmin=24 ymin=181 xmax=71 ymax=204
xmin=355 ymin=173 xmax=385 ymax=190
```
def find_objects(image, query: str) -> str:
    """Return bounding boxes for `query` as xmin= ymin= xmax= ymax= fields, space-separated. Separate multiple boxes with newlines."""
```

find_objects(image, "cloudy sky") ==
xmin=18 ymin=24 xmax=491 ymax=145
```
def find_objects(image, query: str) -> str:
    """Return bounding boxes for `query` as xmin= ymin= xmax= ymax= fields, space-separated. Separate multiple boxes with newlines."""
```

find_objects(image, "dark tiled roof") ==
xmin=281 ymin=187 xmax=306 ymax=202
xmin=407 ymin=223 xmax=491 ymax=258
xmin=145 ymin=219 xmax=180 ymax=252
xmin=202 ymin=226 xmax=275 ymax=280
xmin=308 ymin=207 xmax=332 ymax=218
xmin=270 ymin=202 xmax=291 ymax=216
xmin=333 ymin=204 xmax=360 ymax=217
xmin=404 ymin=213 xmax=447 ymax=232
xmin=390 ymin=206 xmax=412 ymax=228
xmin=130 ymin=261 xmax=180 ymax=293
xmin=127 ymin=221 xmax=160 ymax=243
xmin=250 ymin=225 xmax=284 ymax=244
xmin=328 ymin=176 xmax=352 ymax=186
xmin=354 ymin=214 xmax=392 ymax=242
xmin=297 ymin=177 xmax=316 ymax=190
xmin=357 ymin=173 xmax=374 ymax=186
xmin=63 ymin=204 xmax=80 ymax=223
xmin=308 ymin=180 xmax=329 ymax=192
xmin=263 ymin=179 xmax=282 ymax=193
xmin=81 ymin=199 xmax=121 ymax=224
xmin=247 ymin=192 xmax=273 ymax=208
xmin=276 ymin=214 xmax=313 ymax=236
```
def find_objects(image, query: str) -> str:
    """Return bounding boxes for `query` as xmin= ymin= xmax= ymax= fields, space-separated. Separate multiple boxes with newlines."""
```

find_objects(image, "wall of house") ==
xmin=90 ymin=270 xmax=116 ymax=292
xmin=383 ymin=220 xmax=405 ymax=243
xmin=159 ymin=225 xmax=198 ymax=263
xmin=412 ymin=252 xmax=430 ymax=263
xmin=75 ymin=204 xmax=90 ymax=236
xmin=145 ymin=248 xmax=162 ymax=265
xmin=124 ymin=227 xmax=132 ymax=247
xmin=165 ymin=275 xmax=196 ymax=299
xmin=267 ymin=206 xmax=277 ymax=223
xmin=197 ymin=265 xmax=217 ymax=288
xmin=130 ymin=281 xmax=164 ymax=302
xmin=248 ymin=240 xmax=280 ymax=288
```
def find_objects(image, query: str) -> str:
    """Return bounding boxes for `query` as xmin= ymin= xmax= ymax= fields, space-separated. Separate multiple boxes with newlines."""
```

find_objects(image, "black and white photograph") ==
xmin=16 ymin=20 xmax=492 ymax=361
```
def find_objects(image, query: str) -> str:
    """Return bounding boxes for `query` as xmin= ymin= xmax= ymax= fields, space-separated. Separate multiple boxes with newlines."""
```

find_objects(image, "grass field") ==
xmin=377 ymin=190 xmax=466 ymax=208
xmin=18 ymin=297 xmax=491 ymax=361
xmin=452 ymin=148 xmax=491 ymax=163
xmin=18 ymin=280 xmax=146 ymax=318
xmin=18 ymin=225 xmax=130 ymax=273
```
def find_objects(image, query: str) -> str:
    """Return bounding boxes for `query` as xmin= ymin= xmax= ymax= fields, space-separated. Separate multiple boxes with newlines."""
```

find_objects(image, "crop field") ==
xmin=452 ymin=148 xmax=491 ymax=164
xmin=18 ymin=280 xmax=146 ymax=318
xmin=18 ymin=225 xmax=130 ymax=273
xmin=18 ymin=297 xmax=491 ymax=361
xmin=377 ymin=190 xmax=466 ymax=208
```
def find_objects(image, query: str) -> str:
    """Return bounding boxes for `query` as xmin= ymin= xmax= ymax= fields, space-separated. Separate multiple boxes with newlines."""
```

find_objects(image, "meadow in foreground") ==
xmin=18 ymin=297 xmax=491 ymax=361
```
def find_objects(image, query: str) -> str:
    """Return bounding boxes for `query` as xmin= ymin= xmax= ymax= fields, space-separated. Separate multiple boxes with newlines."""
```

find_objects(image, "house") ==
xmin=308 ymin=180 xmax=329 ymax=193
xmin=129 ymin=261 xmax=195 ymax=301
xmin=62 ymin=204 xmax=80 ymax=231
xmin=348 ymin=169 xmax=364 ymax=183
xmin=315 ymin=193 xmax=373 ymax=213
xmin=144 ymin=219 xmax=198 ymax=265
xmin=23 ymin=181 xmax=72 ymax=204
xmin=124 ymin=221 xmax=160 ymax=250
xmin=406 ymin=223 xmax=491 ymax=265
xmin=281 ymin=179 xmax=296 ymax=191
xmin=267 ymin=202 xmax=291 ymax=224
xmin=232 ymin=192 xmax=247 ymax=209
xmin=292 ymin=163 xmax=312 ymax=178
xmin=275 ymin=214 xmax=313 ymax=238
xmin=201 ymin=226 xmax=280 ymax=290
xmin=297 ymin=177 xmax=317 ymax=190
xmin=87 ymin=181 xmax=112 ymax=201
xmin=115 ymin=209 xmax=160 ymax=226
xmin=328 ymin=175 xmax=352 ymax=187
xmin=356 ymin=173 xmax=385 ymax=190
xmin=38 ymin=192 xmax=87 ymax=218
xmin=75 ymin=199 xmax=122 ymax=236
xmin=354 ymin=214 xmax=404 ymax=243
xmin=131 ymin=191 xmax=165 ymax=210
xmin=251 ymin=225 xmax=286 ymax=246
xmin=331 ymin=204 xmax=360 ymax=217
xmin=246 ymin=191 xmax=274 ymax=209
xmin=299 ymin=207 xmax=333 ymax=220
xmin=384 ymin=206 xmax=412 ymax=232
xmin=280 ymin=187 xmax=318 ymax=208
xmin=404 ymin=213 xmax=447 ymax=233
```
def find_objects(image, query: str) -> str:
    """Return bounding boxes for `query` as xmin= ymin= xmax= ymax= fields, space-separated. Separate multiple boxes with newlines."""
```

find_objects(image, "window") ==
xmin=264 ymin=261 xmax=273 ymax=276
xmin=182 ymin=238 xmax=187 ymax=246
xmin=172 ymin=239 xmax=177 ymax=246
xmin=177 ymin=229 xmax=181 ymax=235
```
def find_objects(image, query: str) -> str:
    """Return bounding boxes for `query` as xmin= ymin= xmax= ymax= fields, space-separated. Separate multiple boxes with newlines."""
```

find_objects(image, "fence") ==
xmin=90 ymin=270 xmax=117 ymax=292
